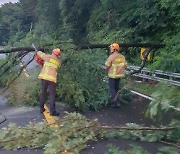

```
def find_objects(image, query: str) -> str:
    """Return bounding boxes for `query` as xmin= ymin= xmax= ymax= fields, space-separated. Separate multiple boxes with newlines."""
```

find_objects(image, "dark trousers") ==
xmin=108 ymin=78 xmax=120 ymax=103
xmin=40 ymin=79 xmax=56 ymax=113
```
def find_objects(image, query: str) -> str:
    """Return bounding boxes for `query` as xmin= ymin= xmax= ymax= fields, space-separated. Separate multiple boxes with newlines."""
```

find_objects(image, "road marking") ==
xmin=20 ymin=61 xmax=58 ymax=128
xmin=43 ymin=105 xmax=74 ymax=153
xmin=18 ymin=53 xmax=73 ymax=153
xmin=43 ymin=104 xmax=58 ymax=128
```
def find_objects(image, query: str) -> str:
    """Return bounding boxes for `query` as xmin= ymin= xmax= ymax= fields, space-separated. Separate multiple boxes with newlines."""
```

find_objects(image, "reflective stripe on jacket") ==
xmin=105 ymin=52 xmax=127 ymax=79
xmin=37 ymin=51 xmax=60 ymax=83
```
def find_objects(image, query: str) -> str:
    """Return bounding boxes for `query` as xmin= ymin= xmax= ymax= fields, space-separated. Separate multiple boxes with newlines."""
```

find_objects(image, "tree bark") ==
xmin=0 ymin=43 xmax=164 ymax=54
xmin=0 ymin=47 xmax=45 ymax=54
xmin=75 ymin=43 xmax=164 ymax=49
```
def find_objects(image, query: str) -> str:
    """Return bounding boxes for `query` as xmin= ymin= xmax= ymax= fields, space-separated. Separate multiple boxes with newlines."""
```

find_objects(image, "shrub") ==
xmin=7 ymin=68 xmax=40 ymax=106
xmin=57 ymin=49 xmax=109 ymax=111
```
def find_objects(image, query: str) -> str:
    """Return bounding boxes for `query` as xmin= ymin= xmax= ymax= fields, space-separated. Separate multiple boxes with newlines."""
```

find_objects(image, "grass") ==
xmin=130 ymin=79 xmax=156 ymax=96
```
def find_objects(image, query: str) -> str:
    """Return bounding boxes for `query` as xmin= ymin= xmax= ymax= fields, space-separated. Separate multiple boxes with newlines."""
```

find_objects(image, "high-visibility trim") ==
xmin=49 ymin=59 xmax=59 ymax=67
xmin=112 ymin=63 xmax=125 ymax=67
xmin=108 ymin=73 xmax=125 ymax=78
xmin=39 ymin=59 xmax=59 ymax=83
xmin=108 ymin=62 xmax=126 ymax=78
xmin=115 ymin=58 xmax=123 ymax=63
xmin=112 ymin=67 xmax=116 ymax=76
xmin=44 ymin=62 xmax=59 ymax=69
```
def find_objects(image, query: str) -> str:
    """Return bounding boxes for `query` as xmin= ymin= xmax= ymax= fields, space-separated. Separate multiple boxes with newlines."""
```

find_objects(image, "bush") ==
xmin=146 ymin=82 xmax=180 ymax=119
xmin=0 ymin=54 xmax=18 ymax=87
xmin=6 ymin=68 xmax=40 ymax=106
xmin=57 ymin=48 xmax=109 ymax=111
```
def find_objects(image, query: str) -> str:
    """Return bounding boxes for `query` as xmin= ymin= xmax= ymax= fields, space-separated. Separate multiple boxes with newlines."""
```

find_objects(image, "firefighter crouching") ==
xmin=105 ymin=43 xmax=127 ymax=107
xmin=36 ymin=48 xmax=61 ymax=116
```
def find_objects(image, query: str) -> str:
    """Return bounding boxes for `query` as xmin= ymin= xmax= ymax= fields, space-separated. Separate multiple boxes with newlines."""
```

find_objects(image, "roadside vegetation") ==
xmin=0 ymin=91 xmax=179 ymax=153
xmin=0 ymin=0 xmax=179 ymax=108
xmin=0 ymin=0 xmax=179 ymax=153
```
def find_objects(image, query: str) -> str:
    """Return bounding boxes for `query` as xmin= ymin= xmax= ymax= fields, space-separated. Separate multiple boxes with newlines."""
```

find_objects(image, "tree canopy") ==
xmin=0 ymin=0 xmax=179 ymax=72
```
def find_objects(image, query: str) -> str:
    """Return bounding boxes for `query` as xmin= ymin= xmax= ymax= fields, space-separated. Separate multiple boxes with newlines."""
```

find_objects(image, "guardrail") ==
xmin=127 ymin=66 xmax=180 ymax=86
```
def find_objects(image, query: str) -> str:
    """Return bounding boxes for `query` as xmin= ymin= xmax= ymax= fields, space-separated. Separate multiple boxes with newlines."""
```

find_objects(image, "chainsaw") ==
xmin=32 ymin=43 xmax=44 ymax=67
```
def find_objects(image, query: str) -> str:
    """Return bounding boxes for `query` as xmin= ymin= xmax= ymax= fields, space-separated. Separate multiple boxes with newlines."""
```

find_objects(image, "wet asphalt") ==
xmin=0 ymin=52 xmax=178 ymax=153
xmin=0 ymin=92 xmax=178 ymax=154
xmin=0 ymin=92 xmax=44 ymax=154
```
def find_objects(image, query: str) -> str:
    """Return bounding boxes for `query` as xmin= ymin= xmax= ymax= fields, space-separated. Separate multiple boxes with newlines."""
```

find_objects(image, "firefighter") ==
xmin=105 ymin=43 xmax=127 ymax=107
xmin=36 ymin=48 xmax=61 ymax=116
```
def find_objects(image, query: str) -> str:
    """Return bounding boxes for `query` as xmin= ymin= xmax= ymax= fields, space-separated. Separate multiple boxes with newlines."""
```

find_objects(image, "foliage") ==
xmin=165 ymin=120 xmax=180 ymax=142
xmin=0 ymin=0 xmax=179 ymax=70
xmin=0 ymin=49 xmax=41 ymax=106
xmin=0 ymin=113 xmax=100 ymax=153
xmin=146 ymin=83 xmax=180 ymax=119
xmin=149 ymin=32 xmax=180 ymax=72
xmin=0 ymin=112 xmax=179 ymax=154
xmin=107 ymin=144 xmax=180 ymax=154
xmin=13 ymin=32 xmax=56 ymax=48
xmin=35 ymin=0 xmax=61 ymax=39
xmin=130 ymin=80 xmax=156 ymax=95
xmin=105 ymin=123 xmax=165 ymax=142
xmin=0 ymin=58 xmax=7 ymax=86
xmin=106 ymin=144 xmax=149 ymax=154
xmin=6 ymin=68 xmax=40 ymax=106
xmin=58 ymin=0 xmax=97 ymax=42
xmin=86 ymin=0 xmax=180 ymax=70
xmin=57 ymin=48 xmax=109 ymax=111
xmin=0 ymin=1 xmax=179 ymax=153
xmin=158 ymin=146 xmax=180 ymax=154
xmin=0 ymin=3 xmax=23 ymax=44
xmin=0 ymin=53 xmax=20 ymax=87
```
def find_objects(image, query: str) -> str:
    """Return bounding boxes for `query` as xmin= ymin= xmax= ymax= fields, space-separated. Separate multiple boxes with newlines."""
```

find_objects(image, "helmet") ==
xmin=110 ymin=43 xmax=120 ymax=51
xmin=52 ymin=48 xmax=61 ymax=57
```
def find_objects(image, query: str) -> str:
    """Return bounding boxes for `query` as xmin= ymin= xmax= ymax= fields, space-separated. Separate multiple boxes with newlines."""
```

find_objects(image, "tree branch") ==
xmin=0 ymin=43 xmax=164 ymax=54
xmin=0 ymin=55 xmax=35 ymax=95
xmin=159 ymin=140 xmax=180 ymax=149
xmin=78 ymin=125 xmax=174 ymax=131
xmin=75 ymin=43 xmax=164 ymax=50
xmin=0 ymin=47 xmax=45 ymax=54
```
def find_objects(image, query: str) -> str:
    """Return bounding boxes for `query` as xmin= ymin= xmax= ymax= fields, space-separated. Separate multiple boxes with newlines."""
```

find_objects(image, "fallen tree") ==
xmin=0 ymin=112 xmax=179 ymax=154
xmin=0 ymin=43 xmax=164 ymax=54
xmin=75 ymin=43 xmax=164 ymax=50
xmin=0 ymin=47 xmax=45 ymax=54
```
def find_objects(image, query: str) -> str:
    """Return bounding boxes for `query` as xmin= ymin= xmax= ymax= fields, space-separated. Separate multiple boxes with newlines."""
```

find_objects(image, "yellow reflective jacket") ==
xmin=105 ymin=52 xmax=127 ymax=78
xmin=37 ymin=51 xmax=60 ymax=83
